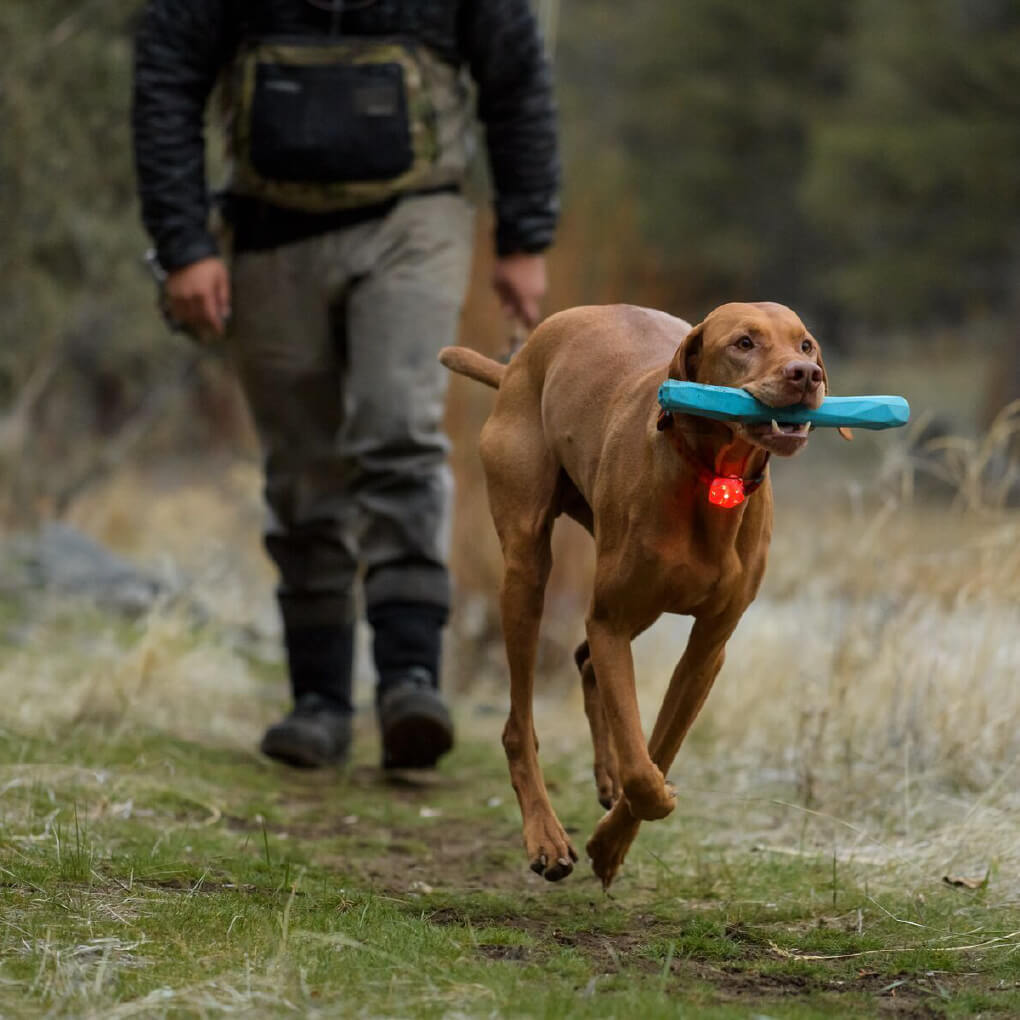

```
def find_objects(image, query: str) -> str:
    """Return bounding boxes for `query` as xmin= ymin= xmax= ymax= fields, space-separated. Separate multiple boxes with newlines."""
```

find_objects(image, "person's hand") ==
xmin=492 ymin=253 xmax=547 ymax=329
xmin=165 ymin=257 xmax=231 ymax=339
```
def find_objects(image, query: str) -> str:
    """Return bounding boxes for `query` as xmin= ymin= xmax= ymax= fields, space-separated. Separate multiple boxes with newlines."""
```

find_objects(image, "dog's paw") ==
xmin=524 ymin=817 xmax=579 ymax=882
xmin=586 ymin=809 xmax=640 ymax=890
xmin=622 ymin=770 xmax=676 ymax=821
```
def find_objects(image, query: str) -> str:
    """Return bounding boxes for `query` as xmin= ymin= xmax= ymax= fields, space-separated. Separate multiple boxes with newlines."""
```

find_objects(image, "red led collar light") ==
xmin=707 ymin=476 xmax=746 ymax=507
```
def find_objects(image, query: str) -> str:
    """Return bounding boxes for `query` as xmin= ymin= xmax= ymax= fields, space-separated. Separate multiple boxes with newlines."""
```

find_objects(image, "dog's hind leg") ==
xmin=482 ymin=421 xmax=578 ymax=882
xmin=575 ymin=640 xmax=620 ymax=810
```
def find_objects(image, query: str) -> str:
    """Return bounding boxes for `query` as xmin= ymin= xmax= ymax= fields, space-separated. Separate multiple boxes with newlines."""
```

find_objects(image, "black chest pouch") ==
xmin=231 ymin=36 xmax=444 ymax=211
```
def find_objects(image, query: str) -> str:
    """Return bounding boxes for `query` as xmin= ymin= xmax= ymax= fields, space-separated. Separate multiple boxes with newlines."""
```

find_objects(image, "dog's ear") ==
xmin=668 ymin=323 xmax=704 ymax=381
xmin=814 ymin=343 xmax=829 ymax=397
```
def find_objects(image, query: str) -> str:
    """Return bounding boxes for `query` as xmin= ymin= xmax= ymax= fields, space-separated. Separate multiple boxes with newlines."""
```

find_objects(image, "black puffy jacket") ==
xmin=133 ymin=0 xmax=560 ymax=268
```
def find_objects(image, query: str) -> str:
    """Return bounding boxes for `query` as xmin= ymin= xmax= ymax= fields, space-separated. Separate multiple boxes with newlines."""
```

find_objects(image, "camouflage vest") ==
xmin=227 ymin=36 xmax=474 ymax=212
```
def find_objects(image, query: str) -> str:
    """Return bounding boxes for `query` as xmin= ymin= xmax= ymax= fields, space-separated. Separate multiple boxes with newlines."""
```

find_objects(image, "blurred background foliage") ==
xmin=1 ymin=0 xmax=1018 ymax=526
xmin=558 ymin=0 xmax=1020 ymax=332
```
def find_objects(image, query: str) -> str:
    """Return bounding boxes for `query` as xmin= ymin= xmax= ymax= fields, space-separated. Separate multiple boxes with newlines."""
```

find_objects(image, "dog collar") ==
xmin=657 ymin=410 xmax=769 ymax=508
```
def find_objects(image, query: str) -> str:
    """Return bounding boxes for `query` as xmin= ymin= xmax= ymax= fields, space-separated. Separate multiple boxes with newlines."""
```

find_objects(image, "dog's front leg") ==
xmin=587 ymin=612 xmax=739 ymax=888
xmin=586 ymin=617 xmax=676 ymax=822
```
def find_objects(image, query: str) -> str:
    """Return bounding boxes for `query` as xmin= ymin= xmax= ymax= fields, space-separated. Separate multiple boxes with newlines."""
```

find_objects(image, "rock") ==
xmin=19 ymin=522 xmax=172 ymax=615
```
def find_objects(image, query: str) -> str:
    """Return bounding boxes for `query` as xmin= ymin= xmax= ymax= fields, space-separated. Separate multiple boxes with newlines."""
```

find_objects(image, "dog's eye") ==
xmin=735 ymin=336 xmax=754 ymax=351
xmin=801 ymin=339 xmax=814 ymax=354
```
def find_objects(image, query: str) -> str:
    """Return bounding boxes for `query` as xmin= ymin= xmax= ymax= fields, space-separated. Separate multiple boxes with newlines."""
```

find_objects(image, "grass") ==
xmin=2 ymin=414 xmax=1019 ymax=1016
xmin=2 ymin=719 xmax=1019 ymax=1019
xmin=2 ymin=598 xmax=1019 ymax=1018
xmin=2 ymin=746 xmax=1020 ymax=1019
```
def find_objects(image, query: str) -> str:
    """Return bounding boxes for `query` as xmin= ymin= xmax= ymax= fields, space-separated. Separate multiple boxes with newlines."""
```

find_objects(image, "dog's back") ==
xmin=497 ymin=306 xmax=692 ymax=490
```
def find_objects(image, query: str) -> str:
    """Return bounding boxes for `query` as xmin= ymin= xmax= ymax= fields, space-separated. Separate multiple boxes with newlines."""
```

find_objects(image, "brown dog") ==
xmin=440 ymin=302 xmax=828 ymax=888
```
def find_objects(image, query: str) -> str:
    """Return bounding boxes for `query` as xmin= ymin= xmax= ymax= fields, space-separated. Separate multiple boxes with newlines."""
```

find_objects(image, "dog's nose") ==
xmin=784 ymin=360 xmax=823 ymax=391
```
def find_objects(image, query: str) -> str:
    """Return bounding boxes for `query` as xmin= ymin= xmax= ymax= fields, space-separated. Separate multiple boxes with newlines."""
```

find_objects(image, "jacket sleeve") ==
xmin=460 ymin=0 xmax=561 ymax=255
xmin=132 ymin=0 xmax=238 ymax=270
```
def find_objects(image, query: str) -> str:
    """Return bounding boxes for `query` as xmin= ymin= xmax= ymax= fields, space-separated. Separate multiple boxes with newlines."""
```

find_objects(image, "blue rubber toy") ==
xmin=657 ymin=381 xmax=910 ymax=430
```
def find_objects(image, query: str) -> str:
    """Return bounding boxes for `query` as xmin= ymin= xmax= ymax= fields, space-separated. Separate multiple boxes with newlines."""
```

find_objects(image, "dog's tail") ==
xmin=438 ymin=346 xmax=505 ymax=389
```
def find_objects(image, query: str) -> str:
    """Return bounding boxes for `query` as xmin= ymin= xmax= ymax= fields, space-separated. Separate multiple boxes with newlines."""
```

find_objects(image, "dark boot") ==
xmin=369 ymin=602 xmax=454 ymax=769
xmin=260 ymin=623 xmax=354 ymax=768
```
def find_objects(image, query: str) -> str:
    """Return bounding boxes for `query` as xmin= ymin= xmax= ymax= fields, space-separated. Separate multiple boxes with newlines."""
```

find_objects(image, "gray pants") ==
xmin=228 ymin=193 xmax=474 ymax=631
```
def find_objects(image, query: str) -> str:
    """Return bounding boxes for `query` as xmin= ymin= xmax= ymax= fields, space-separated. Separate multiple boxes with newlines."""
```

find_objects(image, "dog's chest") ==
xmin=632 ymin=496 xmax=758 ymax=613
xmin=631 ymin=529 xmax=736 ymax=614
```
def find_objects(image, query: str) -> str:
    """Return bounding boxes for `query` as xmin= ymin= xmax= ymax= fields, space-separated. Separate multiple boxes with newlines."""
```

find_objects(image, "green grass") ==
xmin=3 ymin=721 xmax=1019 ymax=1018
xmin=2 ymin=592 xmax=1019 ymax=1017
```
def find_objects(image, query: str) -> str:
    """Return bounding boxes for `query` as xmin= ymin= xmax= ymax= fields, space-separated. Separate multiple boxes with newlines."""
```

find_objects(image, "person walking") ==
xmin=132 ymin=0 xmax=559 ymax=770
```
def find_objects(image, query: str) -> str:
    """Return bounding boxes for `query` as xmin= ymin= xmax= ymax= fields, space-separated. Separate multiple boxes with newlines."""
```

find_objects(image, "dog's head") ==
xmin=668 ymin=302 xmax=828 ymax=457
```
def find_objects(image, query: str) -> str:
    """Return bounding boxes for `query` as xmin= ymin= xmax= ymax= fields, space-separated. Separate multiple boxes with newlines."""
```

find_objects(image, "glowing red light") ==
xmin=708 ymin=476 xmax=745 ymax=508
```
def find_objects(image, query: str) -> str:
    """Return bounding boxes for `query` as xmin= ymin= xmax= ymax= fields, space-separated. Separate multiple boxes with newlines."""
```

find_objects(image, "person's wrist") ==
xmin=495 ymin=244 xmax=550 ymax=259
xmin=159 ymin=237 xmax=220 ymax=274
xmin=167 ymin=254 xmax=224 ymax=278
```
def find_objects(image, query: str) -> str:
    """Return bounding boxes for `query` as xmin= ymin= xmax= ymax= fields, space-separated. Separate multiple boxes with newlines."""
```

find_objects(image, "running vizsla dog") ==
xmin=440 ymin=302 xmax=829 ymax=888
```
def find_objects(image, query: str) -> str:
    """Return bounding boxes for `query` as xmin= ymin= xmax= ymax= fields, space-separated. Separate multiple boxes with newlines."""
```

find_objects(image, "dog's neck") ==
xmin=659 ymin=414 xmax=769 ymax=481
xmin=657 ymin=413 xmax=771 ymax=521
xmin=689 ymin=424 xmax=767 ymax=480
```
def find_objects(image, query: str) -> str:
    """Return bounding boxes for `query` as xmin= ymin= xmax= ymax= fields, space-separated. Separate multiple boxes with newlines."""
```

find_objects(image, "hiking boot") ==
xmin=378 ymin=667 xmax=454 ymax=770
xmin=260 ymin=692 xmax=353 ymax=768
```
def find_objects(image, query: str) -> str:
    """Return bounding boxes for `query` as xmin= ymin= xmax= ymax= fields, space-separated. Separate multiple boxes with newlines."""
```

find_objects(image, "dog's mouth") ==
xmin=734 ymin=386 xmax=816 ymax=456
xmin=740 ymin=417 xmax=811 ymax=456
